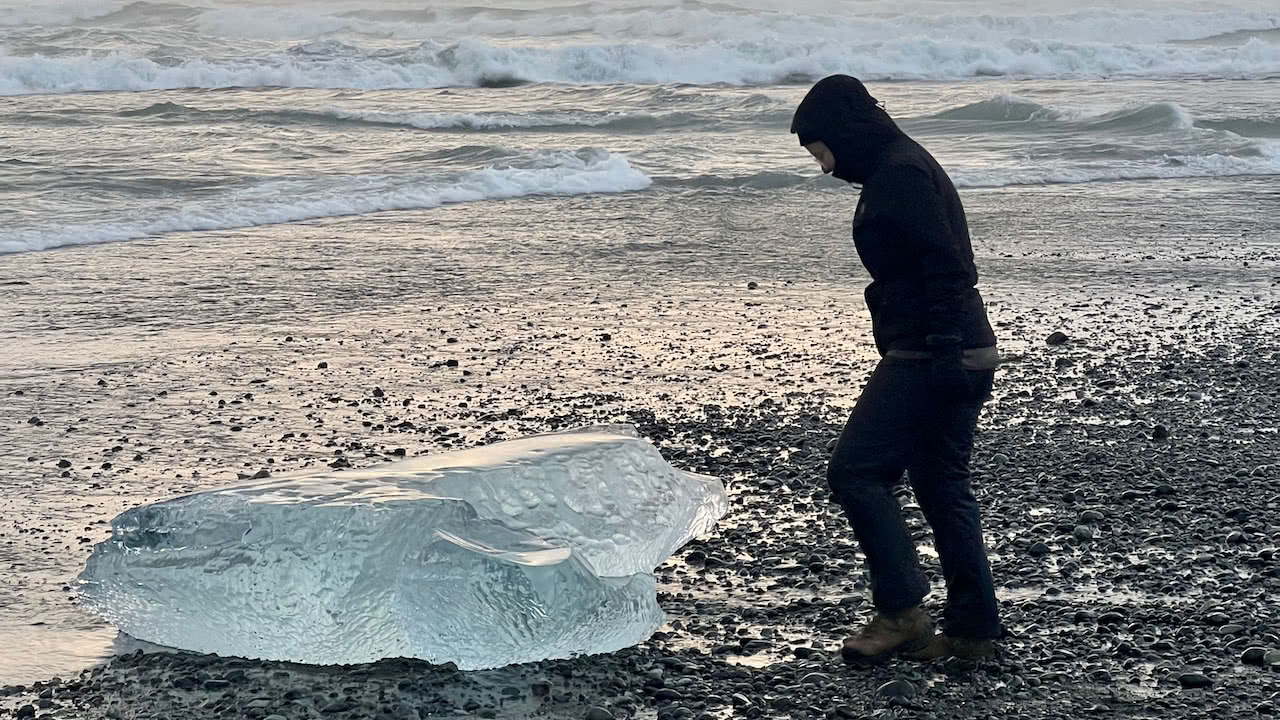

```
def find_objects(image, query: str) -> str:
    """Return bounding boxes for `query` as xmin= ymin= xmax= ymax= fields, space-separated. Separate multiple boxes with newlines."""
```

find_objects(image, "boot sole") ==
xmin=841 ymin=636 xmax=933 ymax=665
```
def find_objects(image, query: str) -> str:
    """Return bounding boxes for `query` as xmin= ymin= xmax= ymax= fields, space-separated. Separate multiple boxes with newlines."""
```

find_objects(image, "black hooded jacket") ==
xmin=791 ymin=75 xmax=997 ymax=356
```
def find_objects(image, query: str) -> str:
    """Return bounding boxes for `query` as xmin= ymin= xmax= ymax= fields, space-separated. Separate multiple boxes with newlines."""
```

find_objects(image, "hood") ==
xmin=790 ymin=74 xmax=906 ymax=184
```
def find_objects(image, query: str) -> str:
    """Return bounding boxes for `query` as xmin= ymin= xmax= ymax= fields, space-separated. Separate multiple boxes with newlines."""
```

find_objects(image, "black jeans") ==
xmin=827 ymin=356 xmax=1001 ymax=639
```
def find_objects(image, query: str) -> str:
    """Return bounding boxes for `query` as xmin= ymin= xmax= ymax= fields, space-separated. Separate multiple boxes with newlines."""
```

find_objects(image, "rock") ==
xmin=601 ymin=333 xmax=612 ymax=341
xmin=322 ymin=700 xmax=354 ymax=713
xmin=264 ymin=716 xmax=288 ymax=720
xmin=730 ymin=693 xmax=752 ymax=708
xmin=1079 ymin=510 xmax=1105 ymax=524
xmin=446 ymin=359 xmax=460 ymax=368
xmin=747 ymin=281 xmax=759 ymax=290
xmin=1266 ymin=650 xmax=1280 ymax=669
xmin=585 ymin=707 xmax=614 ymax=720
xmin=1046 ymin=331 xmax=1069 ymax=346
xmin=57 ymin=460 xmax=71 ymax=469
xmin=1073 ymin=525 xmax=1095 ymax=541
xmin=171 ymin=675 xmax=197 ymax=690
xmin=1227 ymin=531 xmax=1246 ymax=544
xmin=16 ymin=705 xmax=35 ymax=720
xmin=654 ymin=688 xmax=684 ymax=701
xmin=1242 ymin=647 xmax=1267 ymax=665
xmin=203 ymin=679 xmax=231 ymax=691
xmin=876 ymin=680 xmax=917 ymax=699
xmin=251 ymin=469 xmax=271 ymax=480
xmin=1178 ymin=672 xmax=1212 ymax=689
xmin=1029 ymin=542 xmax=1050 ymax=557
xmin=1256 ymin=702 xmax=1276 ymax=715
xmin=27 ymin=416 xmax=40 ymax=425
xmin=1152 ymin=424 xmax=1170 ymax=440
xmin=373 ymin=387 xmax=385 ymax=398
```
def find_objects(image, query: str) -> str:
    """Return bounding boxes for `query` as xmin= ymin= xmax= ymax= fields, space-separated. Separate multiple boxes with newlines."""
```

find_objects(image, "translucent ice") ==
xmin=78 ymin=425 xmax=726 ymax=669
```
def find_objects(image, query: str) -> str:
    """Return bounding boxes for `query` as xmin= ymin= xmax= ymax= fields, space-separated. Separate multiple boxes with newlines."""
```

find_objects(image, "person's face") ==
xmin=804 ymin=140 xmax=836 ymax=175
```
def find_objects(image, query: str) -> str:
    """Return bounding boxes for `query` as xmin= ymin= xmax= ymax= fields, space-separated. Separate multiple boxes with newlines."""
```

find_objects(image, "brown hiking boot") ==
xmin=840 ymin=607 xmax=934 ymax=662
xmin=904 ymin=634 xmax=996 ymax=661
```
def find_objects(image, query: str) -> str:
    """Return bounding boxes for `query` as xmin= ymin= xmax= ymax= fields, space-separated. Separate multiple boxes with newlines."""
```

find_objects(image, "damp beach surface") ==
xmin=3 ymin=178 xmax=1280 ymax=717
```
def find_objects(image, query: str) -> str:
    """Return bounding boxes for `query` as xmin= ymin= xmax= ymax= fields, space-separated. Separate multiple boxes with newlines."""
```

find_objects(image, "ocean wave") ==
xmin=928 ymin=95 xmax=1198 ymax=133
xmin=952 ymin=142 xmax=1280 ymax=187
xmin=655 ymin=140 xmax=1280 ymax=191
xmin=149 ymin=4 xmax=1280 ymax=49
xmin=0 ymin=149 xmax=651 ymax=254
xmin=114 ymin=101 xmax=700 ymax=132
xmin=3 ymin=33 xmax=1279 ymax=96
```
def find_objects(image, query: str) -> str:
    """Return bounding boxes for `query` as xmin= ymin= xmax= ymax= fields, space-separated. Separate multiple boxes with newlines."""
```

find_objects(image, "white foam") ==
xmin=174 ymin=4 xmax=1280 ymax=48
xmin=3 ymin=33 xmax=1280 ymax=95
xmin=0 ymin=0 xmax=126 ymax=27
xmin=0 ymin=149 xmax=651 ymax=254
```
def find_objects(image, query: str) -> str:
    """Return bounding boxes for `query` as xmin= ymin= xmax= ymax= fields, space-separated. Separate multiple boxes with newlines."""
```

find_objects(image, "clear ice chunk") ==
xmin=78 ymin=425 xmax=727 ymax=669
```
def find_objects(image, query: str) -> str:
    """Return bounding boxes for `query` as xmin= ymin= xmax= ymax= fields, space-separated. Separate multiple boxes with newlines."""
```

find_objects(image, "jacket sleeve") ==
xmin=869 ymin=164 xmax=969 ymax=349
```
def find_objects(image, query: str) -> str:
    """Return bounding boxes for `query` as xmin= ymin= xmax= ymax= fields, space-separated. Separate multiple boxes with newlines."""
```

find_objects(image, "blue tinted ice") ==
xmin=78 ymin=425 xmax=726 ymax=669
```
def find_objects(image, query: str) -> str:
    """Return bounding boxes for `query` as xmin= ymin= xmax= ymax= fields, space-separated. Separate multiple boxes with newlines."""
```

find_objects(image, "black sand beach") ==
xmin=3 ymin=179 xmax=1279 ymax=718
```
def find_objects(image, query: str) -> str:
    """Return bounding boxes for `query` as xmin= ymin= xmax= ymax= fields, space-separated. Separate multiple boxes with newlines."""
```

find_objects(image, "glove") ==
xmin=927 ymin=335 xmax=969 ymax=403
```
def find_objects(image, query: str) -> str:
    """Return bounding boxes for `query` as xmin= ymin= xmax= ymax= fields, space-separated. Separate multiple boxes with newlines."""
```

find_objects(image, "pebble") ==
xmin=1029 ymin=542 xmax=1051 ymax=557
xmin=321 ymin=700 xmax=355 ymax=713
xmin=1152 ymin=424 xmax=1170 ymax=440
xmin=1072 ymin=525 xmax=1095 ymax=541
xmin=1243 ymin=647 xmax=1268 ymax=665
xmin=1266 ymin=650 xmax=1280 ymax=669
xmin=1046 ymin=331 xmax=1069 ymax=346
xmin=585 ymin=707 xmax=614 ymax=720
xmin=317 ymin=361 xmax=328 ymax=369
xmin=1078 ymin=510 xmax=1105 ymax=524
xmin=876 ymin=680 xmax=917 ymax=699
xmin=1177 ymin=672 xmax=1213 ymax=689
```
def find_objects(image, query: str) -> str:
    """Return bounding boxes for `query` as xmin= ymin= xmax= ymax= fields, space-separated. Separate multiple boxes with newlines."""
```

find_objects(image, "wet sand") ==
xmin=2 ymin=178 xmax=1279 ymax=717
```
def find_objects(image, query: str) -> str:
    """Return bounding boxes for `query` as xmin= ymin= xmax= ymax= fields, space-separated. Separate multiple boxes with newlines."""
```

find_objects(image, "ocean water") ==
xmin=1 ymin=0 xmax=1278 ymax=685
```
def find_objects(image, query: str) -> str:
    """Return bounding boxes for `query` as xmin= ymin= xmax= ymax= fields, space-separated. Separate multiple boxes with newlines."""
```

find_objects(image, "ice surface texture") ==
xmin=79 ymin=425 xmax=727 ymax=669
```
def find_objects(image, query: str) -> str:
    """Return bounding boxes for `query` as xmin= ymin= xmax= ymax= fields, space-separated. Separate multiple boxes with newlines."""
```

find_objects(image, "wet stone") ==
xmin=1178 ymin=672 xmax=1213 ymax=689
xmin=1243 ymin=647 xmax=1268 ymax=665
xmin=876 ymin=680 xmax=917 ymax=699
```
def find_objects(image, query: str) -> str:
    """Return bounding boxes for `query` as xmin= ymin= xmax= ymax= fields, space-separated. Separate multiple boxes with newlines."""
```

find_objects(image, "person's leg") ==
xmin=827 ymin=359 xmax=934 ymax=659
xmin=905 ymin=369 xmax=1001 ymax=655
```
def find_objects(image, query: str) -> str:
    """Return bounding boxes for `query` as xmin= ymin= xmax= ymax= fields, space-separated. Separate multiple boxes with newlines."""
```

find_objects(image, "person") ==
xmin=789 ymin=74 xmax=1003 ymax=662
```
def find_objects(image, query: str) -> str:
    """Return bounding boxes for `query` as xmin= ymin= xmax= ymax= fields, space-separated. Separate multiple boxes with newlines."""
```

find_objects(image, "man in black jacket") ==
xmin=791 ymin=74 xmax=1002 ymax=662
